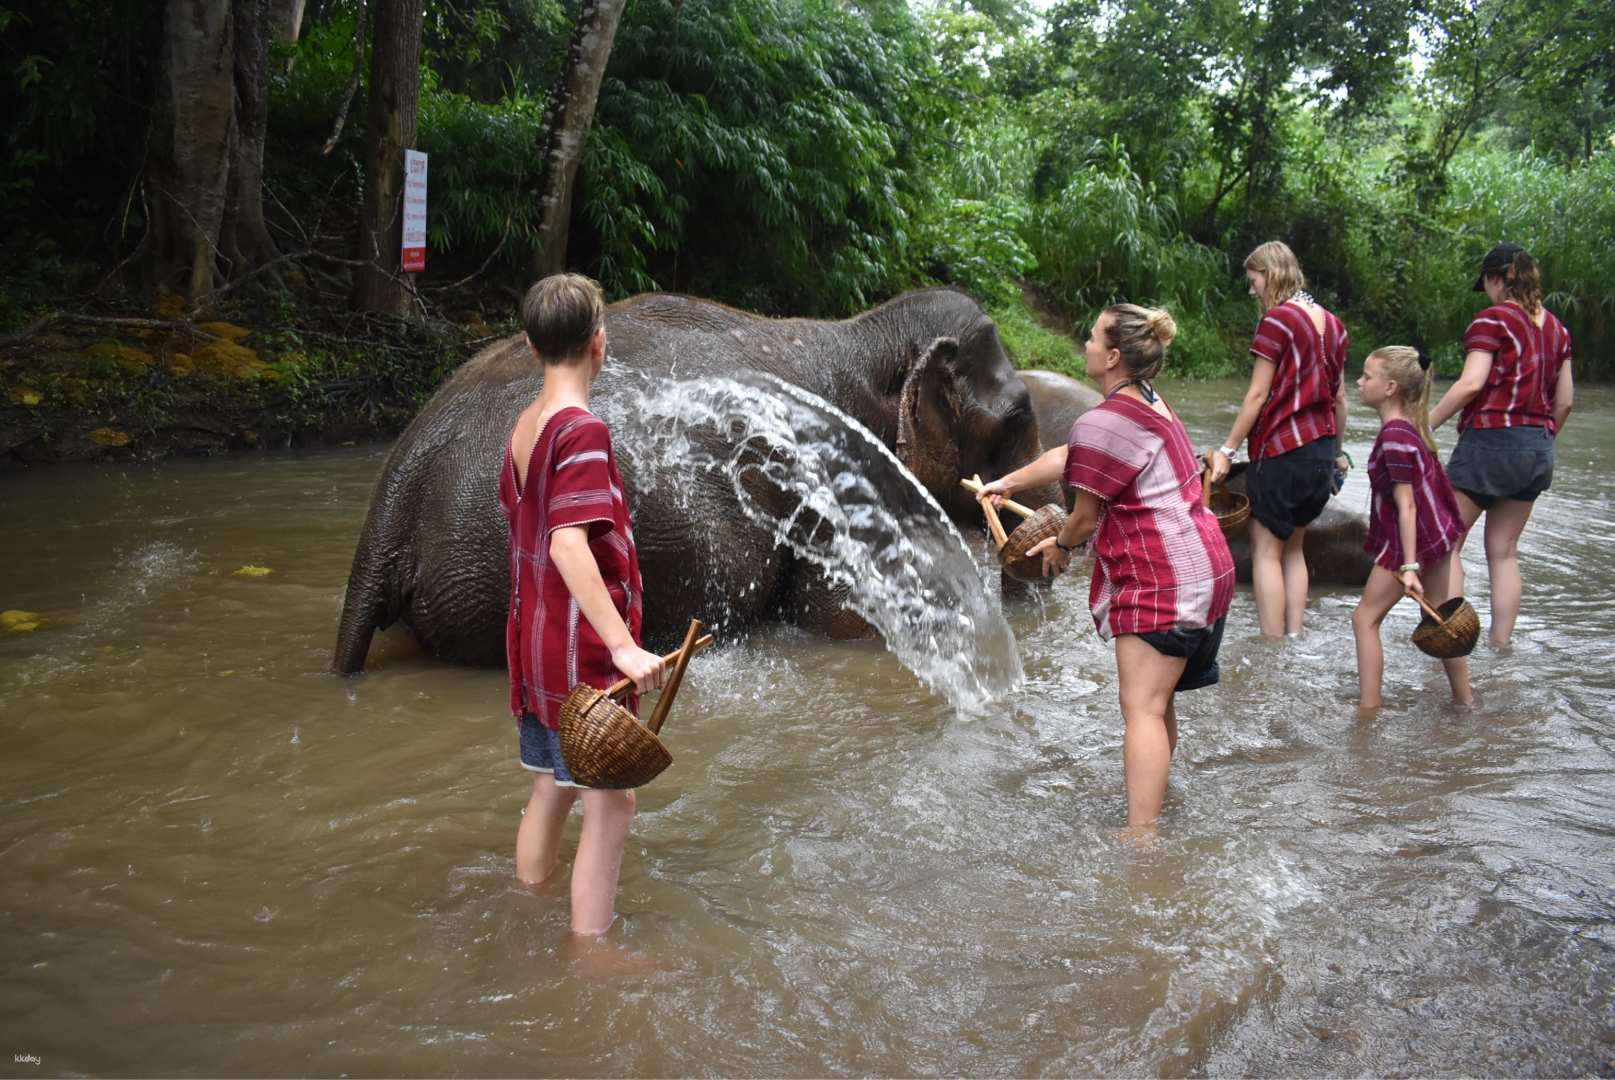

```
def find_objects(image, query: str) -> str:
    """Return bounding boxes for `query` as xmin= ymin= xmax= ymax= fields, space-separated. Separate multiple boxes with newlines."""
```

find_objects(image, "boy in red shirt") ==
xmin=498 ymin=273 xmax=666 ymax=935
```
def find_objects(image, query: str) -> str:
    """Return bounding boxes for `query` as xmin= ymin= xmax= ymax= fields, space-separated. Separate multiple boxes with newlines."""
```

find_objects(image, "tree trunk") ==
xmin=222 ymin=0 xmax=277 ymax=276
xmin=269 ymin=0 xmax=306 ymax=44
xmin=353 ymin=0 xmax=424 ymax=315
xmin=532 ymin=0 xmax=628 ymax=277
xmin=147 ymin=0 xmax=237 ymax=300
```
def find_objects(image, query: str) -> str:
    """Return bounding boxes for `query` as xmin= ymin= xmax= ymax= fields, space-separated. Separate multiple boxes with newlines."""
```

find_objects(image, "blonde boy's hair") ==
xmin=521 ymin=273 xmax=604 ymax=362
xmin=1244 ymin=241 xmax=1307 ymax=312
xmin=1371 ymin=345 xmax=1437 ymax=452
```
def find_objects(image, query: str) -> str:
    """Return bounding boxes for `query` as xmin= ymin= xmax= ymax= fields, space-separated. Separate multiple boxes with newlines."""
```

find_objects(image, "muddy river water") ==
xmin=1 ymin=379 xmax=1611 ymax=1076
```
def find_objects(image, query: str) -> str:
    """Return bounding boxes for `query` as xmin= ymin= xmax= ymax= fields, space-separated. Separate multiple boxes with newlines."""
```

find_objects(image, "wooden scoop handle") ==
xmin=1408 ymin=590 xmax=1444 ymax=623
xmin=646 ymin=619 xmax=702 ymax=735
xmin=959 ymin=476 xmax=1038 ymax=520
xmin=969 ymin=474 xmax=1010 ymax=548
xmin=1202 ymin=453 xmax=1214 ymax=508
xmin=606 ymin=632 xmax=715 ymax=699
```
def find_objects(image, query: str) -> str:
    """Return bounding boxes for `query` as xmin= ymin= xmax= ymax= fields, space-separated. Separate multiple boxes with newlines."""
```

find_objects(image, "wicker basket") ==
xmin=960 ymin=475 xmax=1069 ymax=580
xmin=556 ymin=621 xmax=712 ymax=789
xmin=1201 ymin=456 xmax=1250 ymax=535
xmin=1000 ymin=504 xmax=1069 ymax=580
xmin=1410 ymin=595 xmax=1480 ymax=659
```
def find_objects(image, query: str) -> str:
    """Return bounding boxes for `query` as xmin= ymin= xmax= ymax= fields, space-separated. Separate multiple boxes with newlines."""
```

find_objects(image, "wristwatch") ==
xmin=1055 ymin=539 xmax=1079 ymax=554
xmin=1398 ymin=562 xmax=1420 ymax=573
xmin=1217 ymin=445 xmax=1239 ymax=460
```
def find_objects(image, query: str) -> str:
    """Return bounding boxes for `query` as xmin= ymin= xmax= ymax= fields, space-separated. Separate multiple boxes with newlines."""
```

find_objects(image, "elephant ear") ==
xmin=894 ymin=336 xmax=963 ymax=496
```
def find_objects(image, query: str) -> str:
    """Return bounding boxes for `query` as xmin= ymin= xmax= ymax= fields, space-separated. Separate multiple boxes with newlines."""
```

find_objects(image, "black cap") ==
xmin=1474 ymin=242 xmax=1526 ymax=291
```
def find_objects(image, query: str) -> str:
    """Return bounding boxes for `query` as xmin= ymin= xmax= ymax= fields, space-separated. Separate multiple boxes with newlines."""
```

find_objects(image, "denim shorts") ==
xmin=518 ymin=713 xmax=585 ymax=788
xmin=1247 ymin=439 xmax=1336 ymax=540
xmin=1446 ymin=424 xmax=1554 ymax=509
xmin=1137 ymin=617 xmax=1226 ymax=693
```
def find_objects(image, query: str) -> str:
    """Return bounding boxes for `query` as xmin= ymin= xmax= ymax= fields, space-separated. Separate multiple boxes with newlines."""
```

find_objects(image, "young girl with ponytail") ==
xmin=977 ymin=305 xmax=1235 ymax=835
xmin=1429 ymin=244 xmax=1575 ymax=648
xmin=1353 ymin=346 xmax=1472 ymax=710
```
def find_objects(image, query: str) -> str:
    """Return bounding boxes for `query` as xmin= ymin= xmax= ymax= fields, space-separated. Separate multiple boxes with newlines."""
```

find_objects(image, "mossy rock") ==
xmin=166 ymin=353 xmax=195 ymax=377
xmin=192 ymin=338 xmax=269 ymax=380
xmin=10 ymin=387 xmax=43 ymax=406
xmin=153 ymin=291 xmax=187 ymax=320
xmin=88 ymin=426 xmax=131 ymax=447
xmin=195 ymin=321 xmax=253 ymax=342
xmin=84 ymin=340 xmax=155 ymax=373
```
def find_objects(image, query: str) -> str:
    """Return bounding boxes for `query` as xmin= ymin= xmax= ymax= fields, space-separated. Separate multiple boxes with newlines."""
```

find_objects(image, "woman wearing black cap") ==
xmin=1428 ymin=243 xmax=1575 ymax=648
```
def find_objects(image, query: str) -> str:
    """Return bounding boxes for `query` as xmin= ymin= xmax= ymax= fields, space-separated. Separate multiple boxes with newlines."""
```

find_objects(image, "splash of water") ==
xmin=599 ymin=368 xmax=1024 ymax=711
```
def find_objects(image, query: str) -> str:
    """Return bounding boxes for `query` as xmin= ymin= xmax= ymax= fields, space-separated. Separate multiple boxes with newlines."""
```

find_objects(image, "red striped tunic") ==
xmin=499 ymin=406 xmax=644 ymax=727
xmin=1363 ymin=419 xmax=1465 ymax=572
xmin=1247 ymin=302 xmax=1347 ymax=460
xmin=1459 ymin=303 xmax=1573 ymax=434
xmin=1064 ymin=395 xmax=1236 ymax=640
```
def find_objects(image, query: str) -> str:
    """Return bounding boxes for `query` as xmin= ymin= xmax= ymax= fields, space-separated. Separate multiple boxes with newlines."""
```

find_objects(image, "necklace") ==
xmin=1107 ymin=377 xmax=1157 ymax=404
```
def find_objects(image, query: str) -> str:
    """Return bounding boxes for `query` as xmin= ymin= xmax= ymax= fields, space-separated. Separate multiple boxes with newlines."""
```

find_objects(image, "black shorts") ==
xmin=1138 ymin=617 xmax=1225 ymax=693
xmin=1247 ymin=438 xmax=1336 ymax=541
xmin=1446 ymin=425 xmax=1554 ymax=509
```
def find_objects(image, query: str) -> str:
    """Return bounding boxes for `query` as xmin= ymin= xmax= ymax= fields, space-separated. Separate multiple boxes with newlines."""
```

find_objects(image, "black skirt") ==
xmin=1246 ymin=438 xmax=1336 ymax=540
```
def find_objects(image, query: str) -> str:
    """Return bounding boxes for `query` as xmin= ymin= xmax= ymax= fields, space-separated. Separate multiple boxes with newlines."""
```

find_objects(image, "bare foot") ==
xmin=562 ymin=924 xmax=663 ymax=978
xmin=1120 ymin=822 xmax=1159 ymax=849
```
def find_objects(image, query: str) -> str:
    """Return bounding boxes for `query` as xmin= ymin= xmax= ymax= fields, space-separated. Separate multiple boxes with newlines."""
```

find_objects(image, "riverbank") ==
xmin=0 ymin=290 xmax=503 ymax=470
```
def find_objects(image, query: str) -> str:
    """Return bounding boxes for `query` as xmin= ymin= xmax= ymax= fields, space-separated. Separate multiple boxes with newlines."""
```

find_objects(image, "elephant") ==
xmin=333 ymin=287 xmax=1064 ymax=673
xmin=1015 ymin=368 xmax=1373 ymax=587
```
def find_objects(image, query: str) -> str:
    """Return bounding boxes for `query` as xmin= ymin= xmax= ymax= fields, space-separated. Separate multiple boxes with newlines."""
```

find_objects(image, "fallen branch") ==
xmin=0 ymin=314 xmax=220 ymax=347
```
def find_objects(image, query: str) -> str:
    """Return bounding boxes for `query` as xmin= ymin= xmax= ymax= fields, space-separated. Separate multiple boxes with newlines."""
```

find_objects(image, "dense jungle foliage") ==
xmin=1 ymin=0 xmax=1612 ymax=462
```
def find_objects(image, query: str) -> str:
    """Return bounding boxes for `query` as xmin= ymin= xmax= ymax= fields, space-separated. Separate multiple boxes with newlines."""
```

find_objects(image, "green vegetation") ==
xmin=0 ymin=0 xmax=1612 ymax=461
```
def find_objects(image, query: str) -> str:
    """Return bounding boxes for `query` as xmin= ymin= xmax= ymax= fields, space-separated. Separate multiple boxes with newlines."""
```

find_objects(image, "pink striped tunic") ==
xmin=1459 ymin=303 xmax=1573 ymax=434
xmin=499 ymin=406 xmax=643 ymax=728
xmin=1064 ymin=395 xmax=1236 ymax=641
xmin=1364 ymin=418 xmax=1464 ymax=572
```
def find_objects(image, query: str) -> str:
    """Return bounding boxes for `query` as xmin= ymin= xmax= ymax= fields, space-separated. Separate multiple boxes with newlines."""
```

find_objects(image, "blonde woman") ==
xmin=979 ymin=305 xmax=1234 ymax=836
xmin=1429 ymin=243 xmax=1574 ymax=648
xmin=1208 ymin=241 xmax=1349 ymax=637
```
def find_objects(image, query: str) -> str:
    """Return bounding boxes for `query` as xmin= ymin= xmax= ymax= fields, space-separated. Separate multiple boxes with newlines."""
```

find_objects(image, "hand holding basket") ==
xmin=960 ymin=475 xmax=1069 ymax=580
xmin=1201 ymin=453 xmax=1250 ymax=535
xmin=557 ymin=619 xmax=713 ymax=789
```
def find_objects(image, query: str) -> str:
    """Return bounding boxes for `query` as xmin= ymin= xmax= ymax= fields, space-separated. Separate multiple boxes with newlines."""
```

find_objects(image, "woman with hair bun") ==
xmin=1208 ymin=241 xmax=1350 ymax=638
xmin=1429 ymin=243 xmax=1574 ymax=648
xmin=977 ymin=304 xmax=1235 ymax=836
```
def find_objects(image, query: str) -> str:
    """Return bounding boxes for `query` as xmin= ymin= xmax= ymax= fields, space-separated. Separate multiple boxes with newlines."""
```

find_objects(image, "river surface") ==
xmin=1 ymin=379 xmax=1611 ymax=1077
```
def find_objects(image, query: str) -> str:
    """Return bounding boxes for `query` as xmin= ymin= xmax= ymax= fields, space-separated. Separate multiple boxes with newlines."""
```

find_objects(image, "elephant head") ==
xmin=890 ymin=311 xmax=1059 ymax=522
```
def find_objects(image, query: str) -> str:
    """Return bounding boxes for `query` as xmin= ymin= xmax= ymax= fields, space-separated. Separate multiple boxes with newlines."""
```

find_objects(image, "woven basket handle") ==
xmin=1409 ymin=590 xmax=1444 ymax=623
xmin=606 ymin=631 xmax=715 ymax=700
xmin=646 ymin=618 xmax=703 ymax=735
xmin=959 ymin=475 xmax=1037 ymax=520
